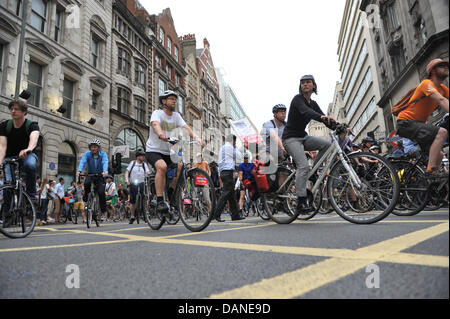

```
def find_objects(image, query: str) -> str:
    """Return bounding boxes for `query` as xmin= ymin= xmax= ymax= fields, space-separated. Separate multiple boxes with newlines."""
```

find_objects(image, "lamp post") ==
xmin=15 ymin=0 xmax=29 ymax=98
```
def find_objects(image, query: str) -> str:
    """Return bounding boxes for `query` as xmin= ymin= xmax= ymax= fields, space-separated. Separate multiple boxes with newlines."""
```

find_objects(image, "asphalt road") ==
xmin=0 ymin=208 xmax=448 ymax=300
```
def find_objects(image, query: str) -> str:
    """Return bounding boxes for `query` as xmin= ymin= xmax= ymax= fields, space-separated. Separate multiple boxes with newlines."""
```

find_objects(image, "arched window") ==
xmin=57 ymin=141 xmax=76 ymax=190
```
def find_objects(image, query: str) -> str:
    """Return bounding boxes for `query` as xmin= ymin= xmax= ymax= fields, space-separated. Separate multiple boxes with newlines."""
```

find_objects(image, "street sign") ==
xmin=49 ymin=162 xmax=56 ymax=171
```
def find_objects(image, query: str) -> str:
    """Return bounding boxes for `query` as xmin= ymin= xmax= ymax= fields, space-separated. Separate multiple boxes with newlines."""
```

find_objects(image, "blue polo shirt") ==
xmin=238 ymin=162 xmax=255 ymax=180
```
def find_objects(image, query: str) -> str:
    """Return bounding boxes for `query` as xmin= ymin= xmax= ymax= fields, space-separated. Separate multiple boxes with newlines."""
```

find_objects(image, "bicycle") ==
xmin=79 ymin=173 xmax=103 ymax=228
xmin=114 ymin=199 xmax=130 ymax=221
xmin=262 ymin=122 xmax=400 ymax=224
xmin=146 ymin=138 xmax=216 ymax=232
xmin=62 ymin=196 xmax=78 ymax=224
xmin=0 ymin=157 xmax=37 ymax=238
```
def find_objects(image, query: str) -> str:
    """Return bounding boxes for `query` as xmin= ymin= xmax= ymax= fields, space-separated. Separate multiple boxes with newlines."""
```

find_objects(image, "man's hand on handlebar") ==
xmin=158 ymin=133 xmax=169 ymax=142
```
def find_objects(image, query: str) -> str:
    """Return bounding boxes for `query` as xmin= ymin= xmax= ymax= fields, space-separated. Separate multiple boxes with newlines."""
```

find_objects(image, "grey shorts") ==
xmin=396 ymin=120 xmax=440 ymax=152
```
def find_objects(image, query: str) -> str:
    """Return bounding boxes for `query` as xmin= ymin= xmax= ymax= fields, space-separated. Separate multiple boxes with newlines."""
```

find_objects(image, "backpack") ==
xmin=391 ymin=87 xmax=427 ymax=116
xmin=4 ymin=119 xmax=34 ymax=136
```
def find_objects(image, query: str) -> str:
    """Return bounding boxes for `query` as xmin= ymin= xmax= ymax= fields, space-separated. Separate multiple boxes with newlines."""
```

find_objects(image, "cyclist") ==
xmin=125 ymin=149 xmax=150 ymax=224
xmin=146 ymin=90 xmax=204 ymax=216
xmin=105 ymin=175 xmax=118 ymax=221
xmin=282 ymin=74 xmax=336 ymax=214
xmin=396 ymin=58 xmax=449 ymax=177
xmin=261 ymin=104 xmax=288 ymax=163
xmin=361 ymin=136 xmax=375 ymax=152
xmin=76 ymin=139 xmax=109 ymax=221
xmin=0 ymin=99 xmax=40 ymax=203
xmin=238 ymin=153 xmax=255 ymax=211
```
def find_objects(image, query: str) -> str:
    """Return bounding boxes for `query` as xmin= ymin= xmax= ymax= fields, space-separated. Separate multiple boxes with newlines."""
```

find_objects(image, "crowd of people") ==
xmin=0 ymin=58 xmax=448 ymax=228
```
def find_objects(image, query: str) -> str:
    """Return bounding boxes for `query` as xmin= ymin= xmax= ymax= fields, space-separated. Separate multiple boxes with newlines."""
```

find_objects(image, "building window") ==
xmin=0 ymin=43 xmax=3 ymax=72
xmin=167 ymin=37 xmax=172 ymax=54
xmin=54 ymin=7 xmax=63 ymax=42
xmin=135 ymin=97 xmax=146 ymax=123
xmin=135 ymin=62 xmax=146 ymax=86
xmin=158 ymin=78 xmax=165 ymax=97
xmin=159 ymin=27 xmax=164 ymax=44
xmin=27 ymin=61 xmax=43 ymax=108
xmin=122 ymin=23 xmax=128 ymax=38
xmin=12 ymin=0 xmax=22 ymax=16
xmin=174 ymin=46 xmax=178 ymax=62
xmin=116 ymin=17 xmax=122 ymax=32
xmin=30 ymin=0 xmax=47 ymax=32
xmin=62 ymin=78 xmax=74 ymax=119
xmin=117 ymin=87 xmax=130 ymax=114
xmin=175 ymin=73 xmax=180 ymax=86
xmin=118 ymin=47 xmax=131 ymax=76
xmin=92 ymin=91 xmax=100 ymax=110
xmin=91 ymin=37 xmax=99 ymax=68
xmin=415 ymin=18 xmax=427 ymax=47
xmin=178 ymin=95 xmax=184 ymax=114
xmin=155 ymin=55 xmax=161 ymax=69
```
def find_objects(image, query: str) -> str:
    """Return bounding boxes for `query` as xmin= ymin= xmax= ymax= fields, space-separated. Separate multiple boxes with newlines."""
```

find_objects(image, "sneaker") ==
xmin=296 ymin=202 xmax=314 ymax=215
xmin=156 ymin=201 xmax=170 ymax=215
xmin=129 ymin=217 xmax=135 ymax=224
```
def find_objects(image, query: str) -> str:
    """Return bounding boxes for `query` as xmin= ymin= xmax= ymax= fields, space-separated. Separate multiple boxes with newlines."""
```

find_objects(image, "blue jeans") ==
xmin=40 ymin=198 xmax=49 ymax=221
xmin=2 ymin=153 xmax=38 ymax=216
xmin=3 ymin=153 xmax=38 ymax=197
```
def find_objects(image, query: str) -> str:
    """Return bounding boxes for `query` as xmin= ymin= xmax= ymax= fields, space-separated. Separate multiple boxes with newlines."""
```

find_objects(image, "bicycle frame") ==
xmin=275 ymin=132 xmax=363 ymax=197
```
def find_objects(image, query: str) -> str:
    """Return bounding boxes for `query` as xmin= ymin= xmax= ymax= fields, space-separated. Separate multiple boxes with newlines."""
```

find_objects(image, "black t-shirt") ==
xmin=118 ymin=189 xmax=128 ymax=201
xmin=0 ymin=119 xmax=40 ymax=157
xmin=282 ymin=94 xmax=324 ymax=140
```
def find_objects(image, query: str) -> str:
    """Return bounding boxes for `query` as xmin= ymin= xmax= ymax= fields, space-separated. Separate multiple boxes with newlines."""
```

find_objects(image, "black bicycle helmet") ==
xmin=272 ymin=104 xmax=287 ymax=113
xmin=135 ymin=149 xmax=145 ymax=157
xmin=362 ymin=136 xmax=375 ymax=144
xmin=159 ymin=90 xmax=178 ymax=104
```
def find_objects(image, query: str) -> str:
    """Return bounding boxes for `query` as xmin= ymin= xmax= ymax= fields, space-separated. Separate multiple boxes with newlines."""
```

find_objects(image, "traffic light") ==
xmin=113 ymin=153 xmax=122 ymax=174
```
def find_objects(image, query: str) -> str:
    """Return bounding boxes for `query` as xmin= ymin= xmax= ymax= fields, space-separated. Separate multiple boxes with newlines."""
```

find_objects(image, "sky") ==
xmin=139 ymin=0 xmax=347 ymax=130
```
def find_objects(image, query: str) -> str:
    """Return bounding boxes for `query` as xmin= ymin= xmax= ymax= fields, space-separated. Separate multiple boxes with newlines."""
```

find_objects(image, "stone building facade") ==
xmin=110 ymin=0 xmax=152 ymax=182
xmin=0 ymin=0 xmax=112 ymax=189
xmin=360 ymin=0 xmax=449 ymax=134
xmin=336 ymin=0 xmax=387 ymax=147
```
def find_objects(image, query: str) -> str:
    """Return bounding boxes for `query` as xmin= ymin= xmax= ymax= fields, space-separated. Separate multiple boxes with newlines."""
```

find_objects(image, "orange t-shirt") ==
xmin=397 ymin=79 xmax=449 ymax=122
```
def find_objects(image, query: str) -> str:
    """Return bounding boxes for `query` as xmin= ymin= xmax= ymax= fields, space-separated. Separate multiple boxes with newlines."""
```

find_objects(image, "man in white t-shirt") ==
xmin=125 ymin=149 xmax=151 ymax=224
xmin=146 ymin=90 xmax=205 ymax=216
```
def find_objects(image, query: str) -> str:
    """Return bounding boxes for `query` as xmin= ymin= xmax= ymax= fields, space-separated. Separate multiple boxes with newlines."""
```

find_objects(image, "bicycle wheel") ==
xmin=327 ymin=152 xmax=400 ymax=224
xmin=93 ymin=195 xmax=100 ymax=227
xmin=86 ymin=193 xmax=93 ymax=229
xmin=165 ymin=203 xmax=180 ymax=225
xmin=263 ymin=177 xmax=299 ymax=224
xmin=391 ymin=161 xmax=429 ymax=216
xmin=178 ymin=168 xmax=215 ymax=232
xmin=69 ymin=205 xmax=77 ymax=224
xmin=146 ymin=194 xmax=165 ymax=230
xmin=0 ymin=186 xmax=37 ymax=239
xmin=256 ymin=197 xmax=270 ymax=220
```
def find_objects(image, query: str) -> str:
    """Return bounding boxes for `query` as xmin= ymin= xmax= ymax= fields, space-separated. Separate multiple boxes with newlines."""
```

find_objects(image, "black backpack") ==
xmin=4 ymin=119 xmax=34 ymax=136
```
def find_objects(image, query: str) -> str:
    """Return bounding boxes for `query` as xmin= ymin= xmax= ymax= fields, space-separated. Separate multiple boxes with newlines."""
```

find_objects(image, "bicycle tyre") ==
xmin=391 ymin=161 xmax=429 ymax=216
xmin=327 ymin=152 xmax=400 ymax=224
xmin=178 ymin=168 xmax=215 ymax=232
xmin=0 ymin=186 xmax=37 ymax=239
xmin=263 ymin=177 xmax=299 ymax=224
xmin=93 ymin=195 xmax=100 ymax=227
xmin=146 ymin=194 xmax=165 ymax=230
xmin=69 ymin=205 xmax=77 ymax=224
xmin=86 ymin=193 xmax=93 ymax=229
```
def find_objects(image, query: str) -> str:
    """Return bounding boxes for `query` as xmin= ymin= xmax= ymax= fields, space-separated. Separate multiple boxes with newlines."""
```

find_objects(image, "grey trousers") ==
xmin=283 ymin=136 xmax=331 ymax=197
